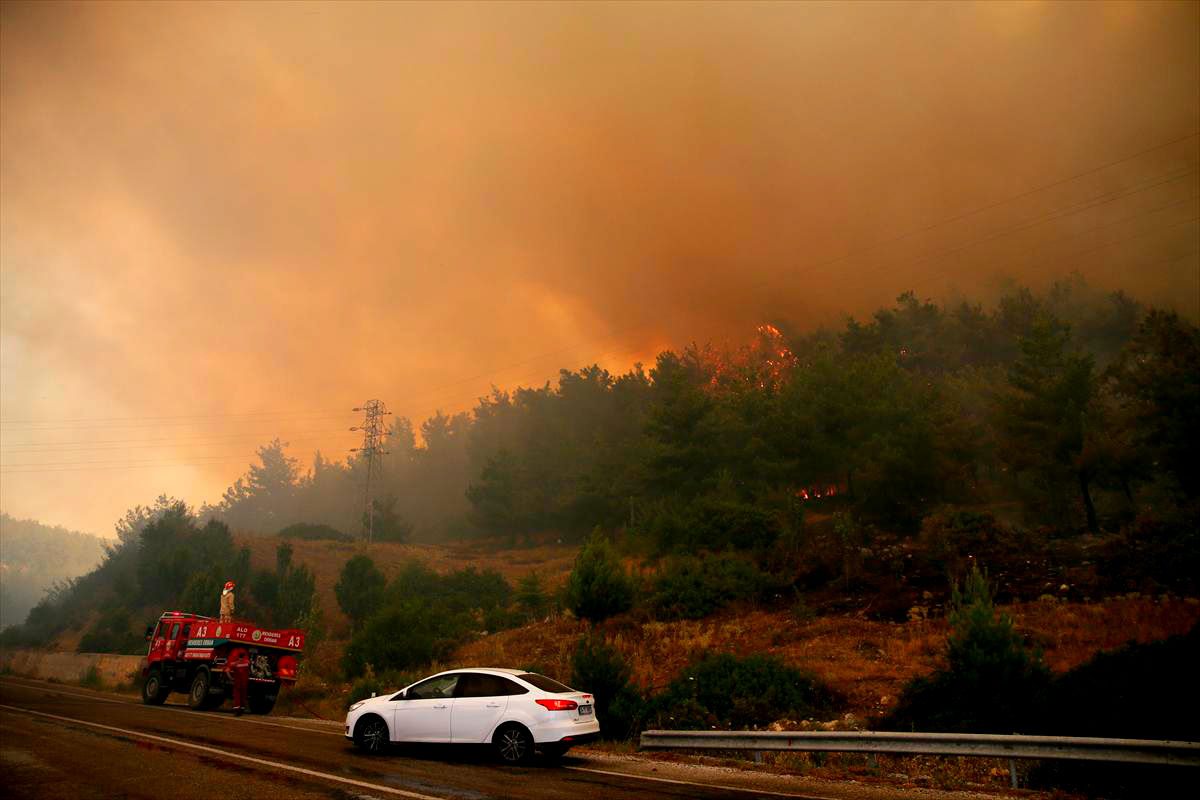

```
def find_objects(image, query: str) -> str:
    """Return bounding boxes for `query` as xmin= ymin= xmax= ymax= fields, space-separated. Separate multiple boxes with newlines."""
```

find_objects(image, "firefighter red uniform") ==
xmin=229 ymin=647 xmax=250 ymax=715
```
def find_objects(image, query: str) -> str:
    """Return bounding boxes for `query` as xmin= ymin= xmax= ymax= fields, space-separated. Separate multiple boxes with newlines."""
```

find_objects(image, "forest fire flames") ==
xmin=702 ymin=323 xmax=798 ymax=393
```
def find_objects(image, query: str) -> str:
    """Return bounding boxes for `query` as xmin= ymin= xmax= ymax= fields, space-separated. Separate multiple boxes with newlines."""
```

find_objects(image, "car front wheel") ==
xmin=494 ymin=723 xmax=534 ymax=765
xmin=354 ymin=715 xmax=389 ymax=754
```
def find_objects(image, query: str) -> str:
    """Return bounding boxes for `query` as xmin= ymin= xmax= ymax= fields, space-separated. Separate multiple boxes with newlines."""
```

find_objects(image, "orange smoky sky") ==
xmin=1 ymin=0 xmax=1197 ymax=536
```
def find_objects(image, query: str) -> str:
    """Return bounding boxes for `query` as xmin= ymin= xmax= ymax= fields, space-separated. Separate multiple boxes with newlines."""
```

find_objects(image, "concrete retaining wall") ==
xmin=0 ymin=648 xmax=144 ymax=687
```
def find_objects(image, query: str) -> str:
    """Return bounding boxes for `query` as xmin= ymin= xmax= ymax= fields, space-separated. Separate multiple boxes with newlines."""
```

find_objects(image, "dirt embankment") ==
xmin=458 ymin=596 xmax=1200 ymax=719
xmin=0 ymin=648 xmax=142 ymax=687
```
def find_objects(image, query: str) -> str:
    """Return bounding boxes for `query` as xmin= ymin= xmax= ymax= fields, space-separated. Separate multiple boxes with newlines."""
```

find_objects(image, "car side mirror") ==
xmin=144 ymin=626 xmax=154 ymax=641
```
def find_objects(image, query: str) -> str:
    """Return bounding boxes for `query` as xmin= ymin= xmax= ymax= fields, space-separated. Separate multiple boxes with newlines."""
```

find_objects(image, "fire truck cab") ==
xmin=141 ymin=610 xmax=304 ymax=714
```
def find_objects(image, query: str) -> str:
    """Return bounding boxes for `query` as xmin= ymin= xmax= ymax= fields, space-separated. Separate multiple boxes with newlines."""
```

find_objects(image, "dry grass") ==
xmin=233 ymin=534 xmax=1199 ymax=728
xmin=1008 ymin=595 xmax=1200 ymax=673
xmin=456 ymin=597 xmax=1200 ymax=723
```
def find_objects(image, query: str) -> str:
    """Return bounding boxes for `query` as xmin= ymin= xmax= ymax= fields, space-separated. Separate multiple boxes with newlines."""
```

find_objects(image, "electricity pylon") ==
xmin=350 ymin=399 xmax=391 ymax=544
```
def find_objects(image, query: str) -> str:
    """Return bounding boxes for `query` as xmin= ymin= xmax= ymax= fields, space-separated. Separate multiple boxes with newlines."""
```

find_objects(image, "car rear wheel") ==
xmin=354 ymin=715 xmax=389 ymax=754
xmin=494 ymin=723 xmax=534 ymax=765
xmin=141 ymin=670 xmax=169 ymax=705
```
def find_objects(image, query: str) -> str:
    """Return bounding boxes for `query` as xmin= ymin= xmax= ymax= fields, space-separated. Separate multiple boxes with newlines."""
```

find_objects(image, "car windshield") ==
xmin=518 ymin=673 xmax=574 ymax=693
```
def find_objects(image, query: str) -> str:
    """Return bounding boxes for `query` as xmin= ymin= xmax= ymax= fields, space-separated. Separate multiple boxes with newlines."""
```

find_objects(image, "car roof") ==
xmin=436 ymin=667 xmax=527 ymax=677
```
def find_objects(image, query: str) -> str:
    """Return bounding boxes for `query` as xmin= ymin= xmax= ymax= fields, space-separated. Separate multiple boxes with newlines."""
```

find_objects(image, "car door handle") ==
xmin=485 ymin=703 xmax=501 ymax=708
xmin=433 ymin=704 xmax=448 ymax=709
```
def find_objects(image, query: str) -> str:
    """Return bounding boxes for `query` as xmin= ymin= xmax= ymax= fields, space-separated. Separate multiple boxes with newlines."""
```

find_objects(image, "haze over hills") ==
xmin=2 ymin=1 xmax=1197 ymax=539
xmin=0 ymin=513 xmax=107 ymax=630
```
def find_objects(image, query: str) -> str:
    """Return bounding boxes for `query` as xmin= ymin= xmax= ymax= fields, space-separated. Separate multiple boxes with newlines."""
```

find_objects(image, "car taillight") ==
xmin=535 ymin=698 xmax=578 ymax=711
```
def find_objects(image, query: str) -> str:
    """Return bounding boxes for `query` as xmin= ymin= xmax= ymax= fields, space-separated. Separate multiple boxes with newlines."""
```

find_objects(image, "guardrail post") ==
xmin=1009 ymin=758 xmax=1018 ymax=789
xmin=754 ymin=751 xmax=763 ymax=765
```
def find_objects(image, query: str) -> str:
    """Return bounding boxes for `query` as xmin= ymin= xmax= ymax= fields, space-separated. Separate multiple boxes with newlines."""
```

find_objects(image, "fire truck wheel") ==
xmin=142 ymin=670 xmax=169 ymax=705
xmin=248 ymin=692 xmax=277 ymax=715
xmin=188 ymin=668 xmax=215 ymax=710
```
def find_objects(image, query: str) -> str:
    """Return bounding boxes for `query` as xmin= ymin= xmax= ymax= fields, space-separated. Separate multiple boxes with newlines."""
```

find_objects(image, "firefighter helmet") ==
xmin=222 ymin=581 xmax=235 ymax=595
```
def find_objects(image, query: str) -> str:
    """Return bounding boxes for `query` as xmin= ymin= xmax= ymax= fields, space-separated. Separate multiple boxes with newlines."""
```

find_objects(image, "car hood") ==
xmin=350 ymin=693 xmax=393 ymax=713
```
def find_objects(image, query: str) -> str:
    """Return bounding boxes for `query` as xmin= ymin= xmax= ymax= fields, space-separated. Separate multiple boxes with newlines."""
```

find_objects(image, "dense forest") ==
xmin=0 ymin=514 xmax=106 ymax=630
xmin=3 ymin=278 xmax=1197 ymax=788
xmin=202 ymin=277 xmax=1196 ymax=548
xmin=5 ymin=276 xmax=1197 ymax=656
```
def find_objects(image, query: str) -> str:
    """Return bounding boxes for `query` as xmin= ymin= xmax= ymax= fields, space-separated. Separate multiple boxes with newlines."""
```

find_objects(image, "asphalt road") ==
xmin=0 ymin=676 xmax=839 ymax=800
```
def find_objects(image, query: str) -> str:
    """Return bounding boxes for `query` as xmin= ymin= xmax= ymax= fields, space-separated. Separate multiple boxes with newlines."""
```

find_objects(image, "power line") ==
xmin=0 ymin=429 xmax=358 ymax=453
xmin=0 ymin=412 xmax=358 ymax=433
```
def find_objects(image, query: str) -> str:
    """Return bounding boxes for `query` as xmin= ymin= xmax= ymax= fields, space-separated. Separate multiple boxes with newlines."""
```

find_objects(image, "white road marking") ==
xmin=2 ymin=678 xmax=836 ymax=798
xmin=565 ymin=766 xmax=837 ymax=799
xmin=0 ymin=704 xmax=442 ymax=800
xmin=0 ymin=677 xmax=343 ymax=736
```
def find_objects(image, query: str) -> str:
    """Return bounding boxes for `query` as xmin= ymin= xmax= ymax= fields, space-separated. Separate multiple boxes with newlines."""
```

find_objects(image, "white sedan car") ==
xmin=345 ymin=668 xmax=600 ymax=763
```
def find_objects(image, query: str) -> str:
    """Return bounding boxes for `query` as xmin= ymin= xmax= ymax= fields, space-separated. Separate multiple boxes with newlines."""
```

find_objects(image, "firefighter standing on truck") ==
xmin=220 ymin=581 xmax=235 ymax=622
xmin=229 ymin=647 xmax=250 ymax=716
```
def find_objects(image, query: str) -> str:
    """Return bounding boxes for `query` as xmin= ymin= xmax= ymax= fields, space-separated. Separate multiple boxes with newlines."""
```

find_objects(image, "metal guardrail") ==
xmin=640 ymin=730 xmax=1200 ymax=767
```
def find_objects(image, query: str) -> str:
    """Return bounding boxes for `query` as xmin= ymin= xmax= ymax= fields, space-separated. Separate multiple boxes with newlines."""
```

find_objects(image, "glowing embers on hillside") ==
xmin=797 ymin=483 xmax=842 ymax=502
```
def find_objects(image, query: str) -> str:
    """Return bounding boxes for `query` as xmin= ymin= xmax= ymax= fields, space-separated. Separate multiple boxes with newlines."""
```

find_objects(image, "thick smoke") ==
xmin=1 ymin=1 xmax=1197 ymax=533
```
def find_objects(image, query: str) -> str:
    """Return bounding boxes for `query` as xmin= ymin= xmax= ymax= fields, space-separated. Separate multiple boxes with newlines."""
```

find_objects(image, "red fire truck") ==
xmin=141 ymin=610 xmax=305 ymax=714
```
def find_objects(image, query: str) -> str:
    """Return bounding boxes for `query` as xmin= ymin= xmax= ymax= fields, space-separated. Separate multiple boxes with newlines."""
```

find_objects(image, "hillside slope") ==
xmin=236 ymin=533 xmax=578 ymax=635
xmin=0 ymin=514 xmax=107 ymax=630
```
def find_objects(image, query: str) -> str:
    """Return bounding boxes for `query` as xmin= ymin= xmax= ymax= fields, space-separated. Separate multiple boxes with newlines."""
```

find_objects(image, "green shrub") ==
xmin=647 ymin=553 xmax=769 ymax=620
xmin=885 ymin=564 xmax=1050 ymax=733
xmin=342 ymin=561 xmax=513 ymax=677
xmin=441 ymin=566 xmax=512 ymax=614
xmin=515 ymin=571 xmax=550 ymax=621
xmin=386 ymin=560 xmax=511 ymax=617
xmin=77 ymin=608 xmax=143 ymax=654
xmin=1040 ymin=624 xmax=1199 ymax=739
xmin=482 ymin=604 xmax=515 ymax=634
xmin=790 ymin=597 xmax=816 ymax=624
xmin=251 ymin=543 xmax=319 ymax=629
xmin=335 ymin=555 xmax=386 ymax=631
xmin=643 ymin=497 xmax=781 ymax=553
xmin=565 ymin=533 xmax=633 ymax=623
xmin=279 ymin=522 xmax=352 ymax=542
xmin=347 ymin=675 xmax=384 ymax=707
xmin=571 ymin=633 xmax=645 ymax=740
xmin=342 ymin=597 xmax=471 ymax=677
xmin=918 ymin=508 xmax=1034 ymax=579
xmin=651 ymin=653 xmax=841 ymax=730
xmin=1025 ymin=626 xmax=1200 ymax=797
xmin=363 ymin=496 xmax=412 ymax=543
xmin=1099 ymin=509 xmax=1200 ymax=595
